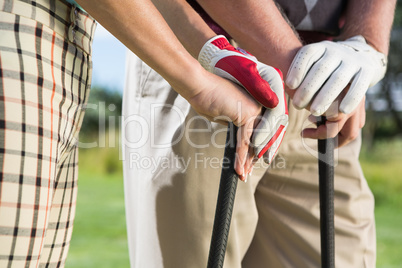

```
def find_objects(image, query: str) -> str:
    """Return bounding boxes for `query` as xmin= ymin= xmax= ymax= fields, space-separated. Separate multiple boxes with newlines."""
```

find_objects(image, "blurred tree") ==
xmin=393 ymin=0 xmax=402 ymax=27
xmin=80 ymin=86 xmax=122 ymax=135
xmin=364 ymin=0 xmax=402 ymax=148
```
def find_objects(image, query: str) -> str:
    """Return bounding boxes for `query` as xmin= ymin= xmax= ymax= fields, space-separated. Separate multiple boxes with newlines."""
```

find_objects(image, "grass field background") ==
xmin=360 ymin=139 xmax=402 ymax=267
xmin=65 ymin=137 xmax=402 ymax=268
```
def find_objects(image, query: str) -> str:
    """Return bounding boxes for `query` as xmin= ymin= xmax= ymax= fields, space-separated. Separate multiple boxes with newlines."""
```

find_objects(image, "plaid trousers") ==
xmin=0 ymin=0 xmax=96 ymax=267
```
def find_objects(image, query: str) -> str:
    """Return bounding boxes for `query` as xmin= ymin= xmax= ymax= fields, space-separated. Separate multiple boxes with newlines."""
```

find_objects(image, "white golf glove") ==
xmin=286 ymin=35 xmax=387 ymax=115
xmin=199 ymin=35 xmax=288 ymax=163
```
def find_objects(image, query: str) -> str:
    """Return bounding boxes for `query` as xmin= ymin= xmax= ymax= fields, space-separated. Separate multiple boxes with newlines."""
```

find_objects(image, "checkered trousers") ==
xmin=0 ymin=0 xmax=96 ymax=267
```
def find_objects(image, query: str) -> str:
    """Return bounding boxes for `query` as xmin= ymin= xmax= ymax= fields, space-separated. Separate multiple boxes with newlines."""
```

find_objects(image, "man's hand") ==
xmin=198 ymin=35 xmax=288 ymax=177
xmin=187 ymin=73 xmax=263 ymax=181
xmin=302 ymin=97 xmax=366 ymax=148
xmin=286 ymin=35 xmax=387 ymax=115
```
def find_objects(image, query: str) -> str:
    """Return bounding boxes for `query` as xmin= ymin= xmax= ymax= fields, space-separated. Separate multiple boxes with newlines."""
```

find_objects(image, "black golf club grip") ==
xmin=317 ymin=117 xmax=335 ymax=268
xmin=207 ymin=123 xmax=239 ymax=268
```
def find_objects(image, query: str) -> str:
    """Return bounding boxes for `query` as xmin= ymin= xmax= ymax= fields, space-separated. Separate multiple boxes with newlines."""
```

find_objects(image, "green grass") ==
xmin=360 ymin=138 xmax=402 ymax=267
xmin=65 ymin=142 xmax=129 ymax=268
xmin=375 ymin=205 xmax=402 ymax=268
xmin=66 ymin=137 xmax=402 ymax=267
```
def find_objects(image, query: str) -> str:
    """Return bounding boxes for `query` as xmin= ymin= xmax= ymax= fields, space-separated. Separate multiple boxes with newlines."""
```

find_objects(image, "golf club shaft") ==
xmin=317 ymin=116 xmax=335 ymax=268
xmin=207 ymin=123 xmax=239 ymax=268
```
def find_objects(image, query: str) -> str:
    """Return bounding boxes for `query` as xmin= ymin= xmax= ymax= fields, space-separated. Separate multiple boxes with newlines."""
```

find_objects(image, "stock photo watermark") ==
xmin=127 ymin=152 xmax=287 ymax=175
xmin=73 ymin=101 xmax=340 ymax=168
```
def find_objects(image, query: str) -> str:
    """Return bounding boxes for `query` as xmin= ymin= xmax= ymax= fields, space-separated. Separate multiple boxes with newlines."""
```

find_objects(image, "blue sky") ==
xmin=91 ymin=24 xmax=127 ymax=93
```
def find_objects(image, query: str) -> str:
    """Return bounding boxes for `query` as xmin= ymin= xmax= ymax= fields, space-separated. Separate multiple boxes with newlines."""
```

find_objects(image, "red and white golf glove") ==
xmin=251 ymin=72 xmax=288 ymax=164
xmin=286 ymin=35 xmax=387 ymax=115
xmin=198 ymin=35 xmax=288 ymax=163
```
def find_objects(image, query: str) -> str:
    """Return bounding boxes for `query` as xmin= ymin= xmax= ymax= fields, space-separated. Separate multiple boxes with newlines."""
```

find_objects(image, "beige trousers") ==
xmin=122 ymin=52 xmax=376 ymax=268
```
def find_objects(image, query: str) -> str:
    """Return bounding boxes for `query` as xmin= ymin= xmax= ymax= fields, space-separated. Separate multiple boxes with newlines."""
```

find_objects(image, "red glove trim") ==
xmin=211 ymin=38 xmax=237 ymax=52
xmin=257 ymin=124 xmax=285 ymax=158
xmin=215 ymin=57 xmax=279 ymax=109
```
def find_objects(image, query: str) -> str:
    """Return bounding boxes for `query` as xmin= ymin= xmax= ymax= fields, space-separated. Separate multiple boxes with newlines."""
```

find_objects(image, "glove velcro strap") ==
xmin=338 ymin=35 xmax=387 ymax=69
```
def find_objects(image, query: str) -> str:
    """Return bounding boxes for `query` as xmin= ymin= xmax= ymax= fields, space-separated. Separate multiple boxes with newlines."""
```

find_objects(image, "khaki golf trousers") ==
xmin=122 ymin=52 xmax=376 ymax=268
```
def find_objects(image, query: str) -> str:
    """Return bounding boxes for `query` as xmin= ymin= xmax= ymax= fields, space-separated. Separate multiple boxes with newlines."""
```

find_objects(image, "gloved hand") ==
xmin=252 ymin=72 xmax=288 ymax=164
xmin=198 ymin=35 xmax=288 ymax=163
xmin=198 ymin=35 xmax=279 ymax=109
xmin=286 ymin=35 xmax=387 ymax=115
